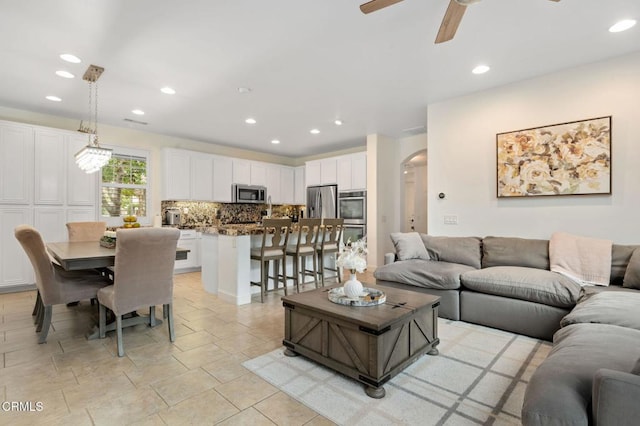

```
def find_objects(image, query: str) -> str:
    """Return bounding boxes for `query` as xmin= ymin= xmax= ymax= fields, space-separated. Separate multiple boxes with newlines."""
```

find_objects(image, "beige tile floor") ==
xmin=0 ymin=271 xmax=373 ymax=425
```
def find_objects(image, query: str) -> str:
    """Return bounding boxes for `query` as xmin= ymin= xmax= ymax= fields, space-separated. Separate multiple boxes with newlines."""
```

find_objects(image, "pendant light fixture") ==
xmin=75 ymin=64 xmax=112 ymax=173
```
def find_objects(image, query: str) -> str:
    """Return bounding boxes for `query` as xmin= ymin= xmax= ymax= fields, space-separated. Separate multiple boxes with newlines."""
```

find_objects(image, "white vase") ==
xmin=344 ymin=272 xmax=364 ymax=299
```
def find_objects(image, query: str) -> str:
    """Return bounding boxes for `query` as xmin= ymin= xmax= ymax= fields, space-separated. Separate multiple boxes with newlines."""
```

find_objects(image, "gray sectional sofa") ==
xmin=373 ymin=233 xmax=640 ymax=426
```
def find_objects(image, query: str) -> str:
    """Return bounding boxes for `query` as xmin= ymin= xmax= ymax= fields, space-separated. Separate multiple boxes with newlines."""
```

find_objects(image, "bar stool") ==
xmin=250 ymin=218 xmax=291 ymax=303
xmin=316 ymin=218 xmax=344 ymax=286
xmin=285 ymin=218 xmax=321 ymax=293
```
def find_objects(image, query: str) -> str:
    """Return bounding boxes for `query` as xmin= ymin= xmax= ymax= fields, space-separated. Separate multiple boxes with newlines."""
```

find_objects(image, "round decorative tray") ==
xmin=328 ymin=287 xmax=386 ymax=307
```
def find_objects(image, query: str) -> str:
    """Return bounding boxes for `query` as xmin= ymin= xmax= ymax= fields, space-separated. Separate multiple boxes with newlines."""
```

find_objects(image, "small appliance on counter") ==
xmin=165 ymin=208 xmax=181 ymax=226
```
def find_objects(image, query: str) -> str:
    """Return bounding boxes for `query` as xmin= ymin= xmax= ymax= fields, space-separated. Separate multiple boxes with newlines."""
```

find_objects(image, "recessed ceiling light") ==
xmin=310 ymin=129 xmax=320 ymax=135
xmin=472 ymin=65 xmax=490 ymax=75
xmin=55 ymin=70 xmax=75 ymax=79
xmin=245 ymin=118 xmax=257 ymax=124
xmin=334 ymin=119 xmax=343 ymax=126
xmin=160 ymin=87 xmax=176 ymax=95
xmin=132 ymin=109 xmax=145 ymax=116
xmin=609 ymin=19 xmax=637 ymax=33
xmin=59 ymin=54 xmax=81 ymax=64
xmin=45 ymin=95 xmax=62 ymax=102
xmin=271 ymin=139 xmax=280 ymax=144
xmin=238 ymin=87 xmax=252 ymax=94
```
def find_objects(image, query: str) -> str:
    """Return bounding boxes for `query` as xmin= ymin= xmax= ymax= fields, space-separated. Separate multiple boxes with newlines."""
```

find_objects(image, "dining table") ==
xmin=46 ymin=241 xmax=189 ymax=271
xmin=46 ymin=240 xmax=190 ymax=339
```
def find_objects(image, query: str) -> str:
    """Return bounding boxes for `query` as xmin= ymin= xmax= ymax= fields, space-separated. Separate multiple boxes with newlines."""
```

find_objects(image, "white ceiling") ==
xmin=0 ymin=0 xmax=638 ymax=158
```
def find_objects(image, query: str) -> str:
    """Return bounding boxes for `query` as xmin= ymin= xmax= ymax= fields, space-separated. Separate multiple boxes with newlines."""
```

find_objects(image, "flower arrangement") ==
xmin=336 ymin=237 xmax=368 ymax=273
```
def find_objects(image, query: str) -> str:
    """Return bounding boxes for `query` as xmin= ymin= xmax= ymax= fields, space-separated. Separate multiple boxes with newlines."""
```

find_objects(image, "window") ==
xmin=100 ymin=148 xmax=149 ymax=222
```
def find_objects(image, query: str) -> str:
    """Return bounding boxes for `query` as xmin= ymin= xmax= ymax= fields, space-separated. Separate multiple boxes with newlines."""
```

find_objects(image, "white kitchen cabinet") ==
xmin=250 ymin=162 xmax=267 ymax=187
xmin=213 ymin=156 xmax=233 ymax=202
xmin=305 ymin=161 xmax=321 ymax=186
xmin=191 ymin=154 xmax=214 ymax=201
xmin=34 ymin=207 xmax=67 ymax=242
xmin=67 ymin=134 xmax=97 ymax=206
xmin=174 ymin=230 xmax=201 ymax=272
xmin=337 ymin=152 xmax=367 ymax=191
xmin=67 ymin=207 xmax=97 ymax=223
xmin=320 ymin=158 xmax=337 ymax=185
xmin=351 ymin=152 xmax=367 ymax=190
xmin=232 ymin=159 xmax=251 ymax=185
xmin=266 ymin=166 xmax=281 ymax=203
xmin=0 ymin=122 xmax=33 ymax=204
xmin=163 ymin=149 xmax=191 ymax=200
xmin=280 ymin=167 xmax=295 ymax=205
xmin=294 ymin=166 xmax=305 ymax=205
xmin=34 ymin=130 xmax=66 ymax=205
xmin=0 ymin=207 xmax=33 ymax=289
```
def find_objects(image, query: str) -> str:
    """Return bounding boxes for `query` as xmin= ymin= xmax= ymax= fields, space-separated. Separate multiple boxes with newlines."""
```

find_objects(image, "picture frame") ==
xmin=496 ymin=116 xmax=611 ymax=198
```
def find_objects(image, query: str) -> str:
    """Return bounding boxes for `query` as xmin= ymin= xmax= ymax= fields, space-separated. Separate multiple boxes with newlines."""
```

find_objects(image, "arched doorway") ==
xmin=401 ymin=150 xmax=428 ymax=233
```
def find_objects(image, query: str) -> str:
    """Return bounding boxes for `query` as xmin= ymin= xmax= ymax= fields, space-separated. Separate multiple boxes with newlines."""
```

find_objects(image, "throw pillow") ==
xmin=623 ymin=248 xmax=640 ymax=290
xmin=390 ymin=232 xmax=429 ymax=261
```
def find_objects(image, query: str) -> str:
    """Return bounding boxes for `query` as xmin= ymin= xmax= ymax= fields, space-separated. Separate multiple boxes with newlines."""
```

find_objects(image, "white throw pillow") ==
xmin=390 ymin=232 xmax=430 ymax=261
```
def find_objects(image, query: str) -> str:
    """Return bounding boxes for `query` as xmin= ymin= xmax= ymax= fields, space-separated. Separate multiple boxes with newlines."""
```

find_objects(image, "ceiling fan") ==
xmin=360 ymin=0 xmax=561 ymax=44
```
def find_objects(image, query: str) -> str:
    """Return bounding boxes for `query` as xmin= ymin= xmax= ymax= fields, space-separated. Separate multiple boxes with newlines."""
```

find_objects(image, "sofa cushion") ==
xmin=613 ymin=244 xmax=639 ymax=285
xmin=560 ymin=290 xmax=640 ymax=330
xmin=373 ymin=259 xmax=474 ymax=290
xmin=522 ymin=323 xmax=640 ymax=426
xmin=633 ymin=358 xmax=640 ymax=375
xmin=482 ymin=236 xmax=550 ymax=270
xmin=390 ymin=232 xmax=429 ymax=261
xmin=623 ymin=248 xmax=640 ymax=289
xmin=420 ymin=235 xmax=482 ymax=269
xmin=460 ymin=266 xmax=581 ymax=308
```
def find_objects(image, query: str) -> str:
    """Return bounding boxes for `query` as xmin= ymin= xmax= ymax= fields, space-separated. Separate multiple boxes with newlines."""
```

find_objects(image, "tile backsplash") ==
xmin=161 ymin=201 xmax=305 ymax=228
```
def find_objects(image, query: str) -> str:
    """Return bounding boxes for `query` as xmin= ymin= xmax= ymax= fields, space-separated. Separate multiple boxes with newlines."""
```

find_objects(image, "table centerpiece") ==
xmin=336 ymin=237 xmax=368 ymax=298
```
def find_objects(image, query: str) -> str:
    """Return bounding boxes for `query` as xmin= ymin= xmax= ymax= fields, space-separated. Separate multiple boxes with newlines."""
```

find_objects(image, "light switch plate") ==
xmin=444 ymin=215 xmax=458 ymax=225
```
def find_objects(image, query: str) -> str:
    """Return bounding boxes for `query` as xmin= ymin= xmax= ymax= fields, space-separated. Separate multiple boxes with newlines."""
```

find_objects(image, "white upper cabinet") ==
xmin=0 ymin=122 xmax=33 ymax=204
xmin=305 ymin=161 xmax=321 ymax=186
xmin=163 ymin=149 xmax=191 ymax=200
xmin=250 ymin=162 xmax=267 ymax=187
xmin=34 ymin=207 xmax=67 ymax=242
xmin=280 ymin=167 xmax=295 ymax=205
xmin=266 ymin=165 xmax=281 ymax=203
xmin=34 ymin=130 xmax=66 ymax=205
xmin=67 ymin=134 xmax=97 ymax=206
xmin=320 ymin=158 xmax=337 ymax=185
xmin=213 ymin=156 xmax=233 ymax=202
xmin=294 ymin=166 xmax=305 ymax=205
xmin=232 ymin=159 xmax=251 ymax=185
xmin=337 ymin=152 xmax=367 ymax=191
xmin=190 ymin=154 xmax=214 ymax=201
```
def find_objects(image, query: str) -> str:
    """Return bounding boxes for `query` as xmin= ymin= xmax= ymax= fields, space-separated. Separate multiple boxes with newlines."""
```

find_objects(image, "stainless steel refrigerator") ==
xmin=306 ymin=185 xmax=338 ymax=219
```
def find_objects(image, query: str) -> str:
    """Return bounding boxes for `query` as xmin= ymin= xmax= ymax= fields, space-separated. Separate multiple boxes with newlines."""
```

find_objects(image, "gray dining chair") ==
xmin=97 ymin=227 xmax=180 ymax=357
xmin=66 ymin=221 xmax=107 ymax=242
xmin=14 ymin=225 xmax=111 ymax=343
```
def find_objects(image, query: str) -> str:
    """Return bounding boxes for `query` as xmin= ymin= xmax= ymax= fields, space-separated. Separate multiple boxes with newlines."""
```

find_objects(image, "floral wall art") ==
xmin=496 ymin=116 xmax=611 ymax=197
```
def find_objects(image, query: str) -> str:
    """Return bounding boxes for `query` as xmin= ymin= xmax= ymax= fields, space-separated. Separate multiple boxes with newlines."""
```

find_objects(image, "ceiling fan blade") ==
xmin=435 ymin=0 xmax=467 ymax=44
xmin=360 ymin=0 xmax=404 ymax=14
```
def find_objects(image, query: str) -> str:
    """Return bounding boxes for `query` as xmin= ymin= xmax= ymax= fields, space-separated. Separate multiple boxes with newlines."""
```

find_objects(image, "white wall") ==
xmin=427 ymin=52 xmax=640 ymax=243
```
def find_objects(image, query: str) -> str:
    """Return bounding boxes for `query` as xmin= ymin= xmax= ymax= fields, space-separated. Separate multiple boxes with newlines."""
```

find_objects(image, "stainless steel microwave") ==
xmin=232 ymin=184 xmax=267 ymax=204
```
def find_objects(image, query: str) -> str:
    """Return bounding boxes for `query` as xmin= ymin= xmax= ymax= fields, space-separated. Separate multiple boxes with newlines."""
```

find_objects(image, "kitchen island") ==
xmin=201 ymin=223 xmax=339 ymax=305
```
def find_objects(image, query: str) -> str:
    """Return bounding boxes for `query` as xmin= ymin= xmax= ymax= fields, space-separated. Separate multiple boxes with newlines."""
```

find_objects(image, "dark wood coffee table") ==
xmin=282 ymin=283 xmax=440 ymax=398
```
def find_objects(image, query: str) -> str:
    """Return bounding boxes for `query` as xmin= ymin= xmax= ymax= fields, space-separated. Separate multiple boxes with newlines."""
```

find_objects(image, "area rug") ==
xmin=243 ymin=319 xmax=552 ymax=425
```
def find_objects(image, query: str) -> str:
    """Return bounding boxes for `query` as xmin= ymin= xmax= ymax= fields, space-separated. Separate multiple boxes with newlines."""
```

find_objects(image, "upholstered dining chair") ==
xmin=285 ymin=218 xmax=321 ymax=293
xmin=66 ymin=221 xmax=107 ymax=242
xmin=316 ymin=218 xmax=344 ymax=286
xmin=250 ymin=218 xmax=291 ymax=303
xmin=97 ymin=227 xmax=180 ymax=357
xmin=14 ymin=225 xmax=111 ymax=343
